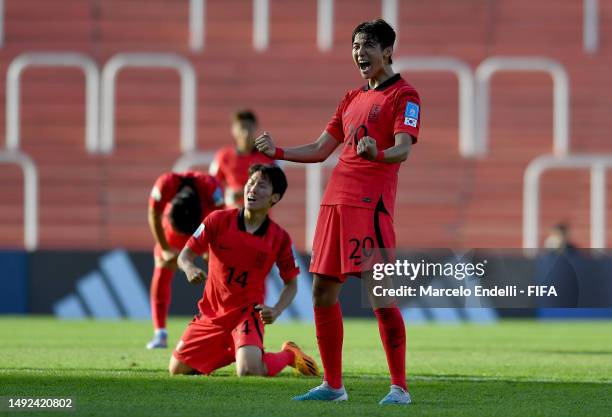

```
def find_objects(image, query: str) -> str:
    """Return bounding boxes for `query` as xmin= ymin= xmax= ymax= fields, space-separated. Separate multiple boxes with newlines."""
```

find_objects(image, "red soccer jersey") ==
xmin=185 ymin=208 xmax=299 ymax=323
xmin=209 ymin=146 xmax=275 ymax=194
xmin=323 ymin=74 xmax=421 ymax=216
xmin=149 ymin=171 xmax=225 ymax=230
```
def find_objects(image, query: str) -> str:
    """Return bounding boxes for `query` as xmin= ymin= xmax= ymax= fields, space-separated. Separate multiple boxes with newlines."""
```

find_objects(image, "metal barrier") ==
xmin=190 ymin=0 xmax=269 ymax=52
xmin=395 ymin=57 xmax=476 ymax=157
xmin=382 ymin=0 xmax=398 ymax=43
xmin=253 ymin=0 xmax=269 ymax=51
xmin=172 ymin=152 xmax=338 ymax=248
xmin=189 ymin=0 xmax=205 ymax=52
xmin=317 ymin=0 xmax=333 ymax=51
xmin=475 ymin=57 xmax=570 ymax=157
xmin=584 ymin=0 xmax=599 ymax=54
xmin=0 ymin=0 xmax=4 ymax=48
xmin=523 ymin=154 xmax=612 ymax=249
xmin=100 ymin=53 xmax=197 ymax=154
xmin=0 ymin=152 xmax=38 ymax=251
xmin=5 ymin=52 xmax=100 ymax=154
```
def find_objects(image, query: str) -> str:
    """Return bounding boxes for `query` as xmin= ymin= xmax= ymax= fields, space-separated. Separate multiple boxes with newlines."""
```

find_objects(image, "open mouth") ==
xmin=247 ymin=195 xmax=256 ymax=203
xmin=358 ymin=60 xmax=371 ymax=71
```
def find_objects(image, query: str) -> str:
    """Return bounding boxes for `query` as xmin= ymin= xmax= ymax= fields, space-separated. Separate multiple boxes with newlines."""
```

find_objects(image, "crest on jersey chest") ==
xmin=368 ymin=104 xmax=382 ymax=122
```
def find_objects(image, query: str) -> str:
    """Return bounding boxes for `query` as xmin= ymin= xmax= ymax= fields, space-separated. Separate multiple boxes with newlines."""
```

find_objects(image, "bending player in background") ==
xmin=209 ymin=109 xmax=275 ymax=208
xmin=171 ymin=164 xmax=319 ymax=378
xmin=147 ymin=171 xmax=224 ymax=349
xmin=255 ymin=19 xmax=420 ymax=404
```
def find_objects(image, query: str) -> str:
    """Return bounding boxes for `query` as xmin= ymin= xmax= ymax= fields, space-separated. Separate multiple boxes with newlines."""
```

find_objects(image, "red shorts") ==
xmin=310 ymin=204 xmax=396 ymax=281
xmin=172 ymin=305 xmax=265 ymax=374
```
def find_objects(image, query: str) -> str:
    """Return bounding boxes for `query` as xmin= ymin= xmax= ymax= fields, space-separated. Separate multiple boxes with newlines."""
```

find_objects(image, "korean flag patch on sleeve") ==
xmin=193 ymin=223 xmax=205 ymax=238
xmin=404 ymin=102 xmax=419 ymax=128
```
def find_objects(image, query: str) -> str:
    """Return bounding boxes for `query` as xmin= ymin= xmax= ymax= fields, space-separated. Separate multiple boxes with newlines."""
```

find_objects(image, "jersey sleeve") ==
xmin=393 ymin=89 xmax=421 ymax=143
xmin=276 ymin=231 xmax=300 ymax=282
xmin=325 ymin=92 xmax=351 ymax=143
xmin=185 ymin=212 xmax=218 ymax=256
xmin=149 ymin=173 xmax=176 ymax=212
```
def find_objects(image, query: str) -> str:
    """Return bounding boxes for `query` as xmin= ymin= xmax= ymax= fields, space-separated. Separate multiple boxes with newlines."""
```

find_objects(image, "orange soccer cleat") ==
xmin=281 ymin=341 xmax=320 ymax=377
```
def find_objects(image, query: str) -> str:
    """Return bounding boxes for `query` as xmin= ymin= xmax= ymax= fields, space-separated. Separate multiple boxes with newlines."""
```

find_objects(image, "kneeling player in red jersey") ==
xmin=147 ymin=171 xmax=225 ymax=349
xmin=256 ymin=19 xmax=420 ymax=404
xmin=170 ymin=164 xmax=319 ymax=378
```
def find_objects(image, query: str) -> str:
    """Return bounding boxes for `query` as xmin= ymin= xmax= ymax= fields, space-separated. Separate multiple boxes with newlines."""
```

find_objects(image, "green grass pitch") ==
xmin=1 ymin=317 xmax=611 ymax=416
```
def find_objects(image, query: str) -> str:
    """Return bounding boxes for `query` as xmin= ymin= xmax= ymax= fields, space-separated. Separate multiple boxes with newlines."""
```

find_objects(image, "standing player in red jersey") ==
xmin=209 ymin=110 xmax=275 ymax=208
xmin=255 ymin=19 xmax=420 ymax=404
xmin=146 ymin=171 xmax=225 ymax=349
xmin=170 ymin=164 xmax=319 ymax=378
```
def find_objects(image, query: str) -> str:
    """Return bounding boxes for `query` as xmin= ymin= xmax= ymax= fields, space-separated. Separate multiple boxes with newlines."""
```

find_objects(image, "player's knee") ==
xmin=168 ymin=357 xmax=191 ymax=376
xmin=312 ymin=285 xmax=337 ymax=307
xmin=312 ymin=292 xmax=326 ymax=307
xmin=235 ymin=355 xmax=266 ymax=377
xmin=236 ymin=363 xmax=264 ymax=377
xmin=235 ymin=345 xmax=265 ymax=377
xmin=168 ymin=362 xmax=180 ymax=376
xmin=312 ymin=274 xmax=341 ymax=307
xmin=235 ymin=365 xmax=250 ymax=377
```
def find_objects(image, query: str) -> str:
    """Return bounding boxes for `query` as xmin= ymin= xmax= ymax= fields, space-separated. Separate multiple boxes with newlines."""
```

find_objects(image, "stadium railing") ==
xmin=317 ymin=0 xmax=333 ymax=51
xmin=253 ymin=0 xmax=269 ymax=51
xmin=0 ymin=0 xmax=601 ymax=53
xmin=189 ymin=0 xmax=205 ymax=52
xmin=0 ymin=151 xmax=38 ymax=250
xmin=5 ymin=52 xmax=100 ymax=154
xmin=584 ymin=0 xmax=599 ymax=54
xmin=0 ymin=0 xmax=3 ymax=47
xmin=99 ymin=52 xmax=197 ymax=154
xmin=523 ymin=154 xmax=612 ymax=249
xmin=394 ymin=56 xmax=475 ymax=157
xmin=475 ymin=56 xmax=570 ymax=158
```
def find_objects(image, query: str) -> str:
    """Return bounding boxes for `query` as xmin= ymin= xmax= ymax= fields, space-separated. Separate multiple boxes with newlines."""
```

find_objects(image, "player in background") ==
xmin=255 ymin=19 xmax=420 ymax=404
xmin=147 ymin=171 xmax=224 ymax=349
xmin=209 ymin=110 xmax=275 ymax=208
xmin=170 ymin=164 xmax=319 ymax=378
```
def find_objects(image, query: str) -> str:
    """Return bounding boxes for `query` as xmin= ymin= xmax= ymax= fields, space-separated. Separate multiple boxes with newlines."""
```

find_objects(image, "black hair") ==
xmin=247 ymin=164 xmax=288 ymax=203
xmin=232 ymin=109 xmax=258 ymax=126
xmin=169 ymin=185 xmax=202 ymax=235
xmin=553 ymin=223 xmax=569 ymax=235
xmin=351 ymin=18 xmax=396 ymax=64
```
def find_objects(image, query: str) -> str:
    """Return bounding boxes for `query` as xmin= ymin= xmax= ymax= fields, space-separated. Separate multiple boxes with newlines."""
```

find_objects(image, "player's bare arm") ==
xmin=147 ymin=205 xmax=178 ymax=267
xmin=255 ymin=278 xmax=297 ymax=324
xmin=255 ymin=131 xmax=339 ymax=163
xmin=177 ymin=246 xmax=207 ymax=284
xmin=356 ymin=132 xmax=412 ymax=163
